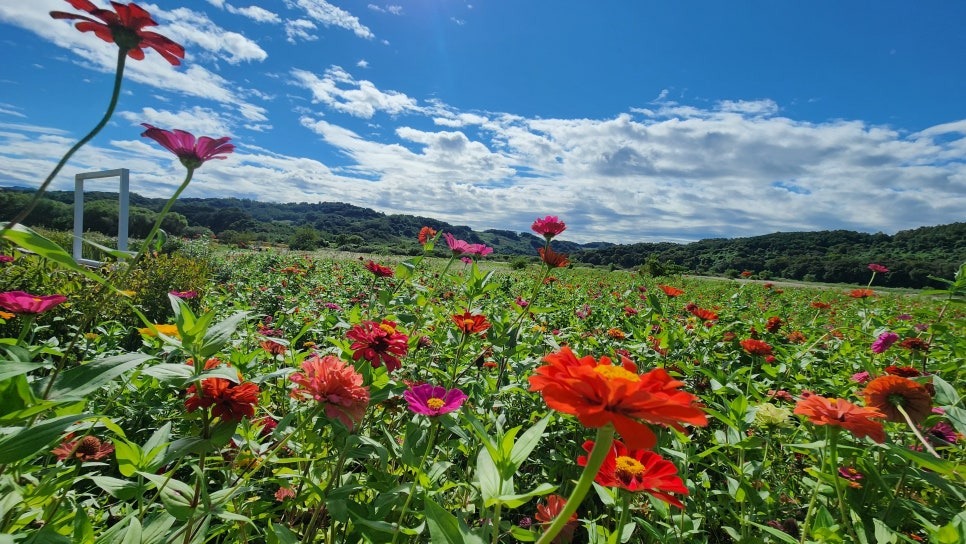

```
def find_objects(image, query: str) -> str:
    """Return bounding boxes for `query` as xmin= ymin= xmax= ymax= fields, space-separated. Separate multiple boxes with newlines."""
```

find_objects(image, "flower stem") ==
xmin=827 ymin=428 xmax=860 ymax=544
xmin=536 ymin=424 xmax=616 ymax=544
xmin=391 ymin=421 xmax=440 ymax=543
xmin=1 ymin=48 xmax=128 ymax=237
xmin=896 ymin=404 xmax=941 ymax=458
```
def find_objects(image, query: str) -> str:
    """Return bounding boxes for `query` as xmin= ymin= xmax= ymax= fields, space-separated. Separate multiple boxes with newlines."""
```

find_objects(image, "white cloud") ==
xmin=226 ymin=5 xmax=281 ymax=24
xmin=284 ymin=0 xmax=374 ymax=39
xmin=356 ymin=59 xmax=369 ymax=69
xmin=157 ymin=7 xmax=269 ymax=64
xmin=285 ymin=19 xmax=318 ymax=43
xmin=290 ymin=66 xmax=421 ymax=119
xmin=118 ymin=107 xmax=233 ymax=138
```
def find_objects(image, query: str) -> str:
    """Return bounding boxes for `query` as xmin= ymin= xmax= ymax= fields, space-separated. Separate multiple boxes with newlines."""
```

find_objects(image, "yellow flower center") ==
xmin=614 ymin=455 xmax=645 ymax=480
xmin=32 ymin=297 xmax=42 ymax=303
xmin=594 ymin=364 xmax=640 ymax=382
xmin=426 ymin=397 xmax=446 ymax=410
xmin=379 ymin=323 xmax=397 ymax=334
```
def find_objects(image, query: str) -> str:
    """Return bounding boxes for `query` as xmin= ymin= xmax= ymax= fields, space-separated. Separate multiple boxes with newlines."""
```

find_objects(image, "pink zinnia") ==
xmin=346 ymin=320 xmax=409 ymax=372
xmin=141 ymin=124 xmax=234 ymax=170
xmin=50 ymin=0 xmax=185 ymax=65
xmin=466 ymin=243 xmax=493 ymax=256
xmin=871 ymin=331 xmax=899 ymax=354
xmin=289 ymin=354 xmax=370 ymax=431
xmin=868 ymin=263 xmax=889 ymax=274
xmin=403 ymin=384 xmax=467 ymax=416
xmin=0 ymin=255 xmax=13 ymax=264
xmin=532 ymin=215 xmax=567 ymax=240
xmin=0 ymin=291 xmax=68 ymax=314
xmin=443 ymin=233 xmax=472 ymax=255
xmin=850 ymin=371 xmax=871 ymax=384
xmin=169 ymin=290 xmax=198 ymax=299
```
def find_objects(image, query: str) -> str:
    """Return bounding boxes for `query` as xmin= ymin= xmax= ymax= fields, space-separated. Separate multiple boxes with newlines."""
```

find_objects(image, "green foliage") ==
xmin=125 ymin=252 xmax=212 ymax=322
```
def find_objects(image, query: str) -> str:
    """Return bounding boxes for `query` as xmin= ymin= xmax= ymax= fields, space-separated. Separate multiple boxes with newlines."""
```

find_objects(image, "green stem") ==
xmin=1 ymin=48 xmax=128 ymax=237
xmin=302 ymin=441 xmax=352 ymax=543
xmin=896 ymin=404 xmax=940 ymax=458
xmin=392 ymin=421 xmax=440 ymax=543
xmin=828 ymin=429 xmax=860 ymax=544
xmin=615 ymin=490 xmax=631 ymax=543
xmin=14 ymin=315 xmax=36 ymax=347
xmin=129 ymin=168 xmax=195 ymax=268
xmin=536 ymin=424 xmax=616 ymax=544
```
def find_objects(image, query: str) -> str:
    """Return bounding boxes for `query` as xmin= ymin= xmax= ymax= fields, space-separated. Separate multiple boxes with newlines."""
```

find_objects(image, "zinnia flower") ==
xmin=862 ymin=375 xmax=932 ymax=424
xmin=868 ymin=263 xmax=889 ymax=274
xmin=0 ymin=291 xmax=67 ymax=314
xmin=185 ymin=360 xmax=260 ymax=422
xmin=534 ymin=494 xmax=577 ymax=543
xmin=0 ymin=255 xmax=13 ymax=264
xmin=538 ymin=247 xmax=570 ymax=268
xmin=928 ymin=421 xmax=958 ymax=446
xmin=849 ymin=289 xmax=875 ymax=299
xmin=418 ymin=226 xmax=437 ymax=245
xmin=765 ymin=316 xmax=783 ymax=334
xmin=452 ymin=311 xmax=491 ymax=335
xmin=138 ymin=323 xmax=180 ymax=338
xmin=50 ymin=0 xmax=185 ymax=65
xmin=898 ymin=337 xmax=930 ymax=352
xmin=577 ymin=439 xmax=689 ymax=508
xmin=658 ymin=285 xmax=684 ymax=297
xmin=740 ymin=338 xmax=773 ymax=357
xmin=685 ymin=303 xmax=718 ymax=322
xmin=403 ymin=384 xmax=467 ymax=416
xmin=466 ymin=243 xmax=493 ymax=256
xmin=793 ymin=395 xmax=886 ymax=443
xmin=871 ymin=332 xmax=899 ymax=354
xmin=850 ymin=371 xmax=871 ymax=384
xmin=528 ymin=346 xmax=707 ymax=450
xmin=884 ymin=365 xmax=921 ymax=377
xmin=346 ymin=319 xmax=409 ymax=372
xmin=169 ymin=290 xmax=198 ymax=299
xmin=531 ymin=215 xmax=566 ymax=240
xmin=141 ymin=124 xmax=234 ymax=170
xmin=443 ymin=233 xmax=472 ymax=255
xmin=52 ymin=434 xmax=114 ymax=462
xmin=290 ymin=354 xmax=370 ymax=431
xmin=364 ymin=260 xmax=394 ymax=277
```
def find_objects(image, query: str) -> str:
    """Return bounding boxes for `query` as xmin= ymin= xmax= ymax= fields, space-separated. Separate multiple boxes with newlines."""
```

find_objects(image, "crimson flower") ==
xmin=528 ymin=347 xmax=707 ymax=450
xmin=403 ymin=384 xmax=467 ymax=416
xmin=290 ymin=354 xmax=370 ymax=431
xmin=898 ymin=337 xmax=930 ymax=352
xmin=793 ymin=394 xmax=886 ymax=443
xmin=141 ymin=124 xmax=234 ymax=170
xmin=532 ymin=215 xmax=567 ymax=240
xmin=578 ymin=439 xmax=689 ymax=508
xmin=884 ymin=365 xmax=921 ymax=377
xmin=765 ymin=316 xmax=783 ymax=334
xmin=534 ymin=494 xmax=577 ymax=543
xmin=0 ymin=291 xmax=67 ymax=314
xmin=452 ymin=311 xmax=491 ymax=335
xmin=0 ymin=255 xmax=13 ymax=264
xmin=740 ymin=338 xmax=773 ymax=357
xmin=346 ymin=320 xmax=409 ymax=372
xmin=868 ymin=263 xmax=889 ymax=274
xmin=364 ymin=260 xmax=394 ymax=277
xmin=50 ymin=0 xmax=185 ymax=65
xmin=169 ymin=289 xmax=198 ymax=299
xmin=185 ymin=359 xmax=260 ymax=422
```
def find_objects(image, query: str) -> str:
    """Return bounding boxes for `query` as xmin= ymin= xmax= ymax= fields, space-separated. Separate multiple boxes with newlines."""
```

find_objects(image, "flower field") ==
xmin=0 ymin=225 xmax=964 ymax=543
xmin=1 ymin=2 xmax=964 ymax=542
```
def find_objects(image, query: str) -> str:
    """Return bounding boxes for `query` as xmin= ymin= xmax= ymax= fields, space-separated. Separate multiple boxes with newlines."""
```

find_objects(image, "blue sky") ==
xmin=1 ymin=1 xmax=964 ymax=244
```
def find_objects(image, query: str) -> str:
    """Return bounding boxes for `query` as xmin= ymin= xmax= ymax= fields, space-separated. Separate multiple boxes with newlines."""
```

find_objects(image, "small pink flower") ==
xmin=0 ymin=291 xmax=67 ymax=314
xmin=141 ymin=124 xmax=234 ymax=170
xmin=868 ymin=263 xmax=889 ymax=274
xmin=289 ymin=354 xmax=370 ymax=431
xmin=443 ymin=233 xmax=472 ymax=255
xmin=403 ymin=384 xmax=467 ymax=416
xmin=0 ymin=255 xmax=13 ymax=264
xmin=531 ymin=215 xmax=567 ymax=240
xmin=871 ymin=332 xmax=899 ymax=354
xmin=850 ymin=371 xmax=871 ymax=384
xmin=169 ymin=290 xmax=198 ymax=299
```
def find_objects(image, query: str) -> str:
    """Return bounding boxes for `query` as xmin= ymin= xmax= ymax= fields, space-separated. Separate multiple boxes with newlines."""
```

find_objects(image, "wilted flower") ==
xmin=0 ymin=291 xmax=68 ymax=314
xmin=531 ymin=215 xmax=567 ymax=240
xmin=141 ymin=124 xmax=234 ymax=170
xmin=403 ymin=384 xmax=467 ymax=416
xmin=50 ymin=0 xmax=185 ymax=65
xmin=289 ymin=354 xmax=370 ymax=431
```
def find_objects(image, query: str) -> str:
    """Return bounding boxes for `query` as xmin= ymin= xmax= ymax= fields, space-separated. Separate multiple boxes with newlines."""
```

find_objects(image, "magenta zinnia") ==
xmin=141 ymin=124 xmax=234 ymax=170
xmin=0 ymin=291 xmax=68 ymax=314
xmin=50 ymin=0 xmax=185 ymax=65
xmin=290 ymin=354 xmax=370 ymax=431
xmin=403 ymin=384 xmax=467 ymax=416
xmin=346 ymin=319 xmax=409 ymax=372
xmin=532 ymin=215 xmax=567 ymax=240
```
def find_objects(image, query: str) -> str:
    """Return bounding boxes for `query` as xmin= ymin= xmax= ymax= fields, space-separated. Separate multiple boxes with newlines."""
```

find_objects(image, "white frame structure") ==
xmin=73 ymin=168 xmax=129 ymax=266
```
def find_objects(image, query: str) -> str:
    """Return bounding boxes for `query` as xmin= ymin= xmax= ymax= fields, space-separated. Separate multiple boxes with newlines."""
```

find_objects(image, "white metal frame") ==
xmin=73 ymin=168 xmax=129 ymax=266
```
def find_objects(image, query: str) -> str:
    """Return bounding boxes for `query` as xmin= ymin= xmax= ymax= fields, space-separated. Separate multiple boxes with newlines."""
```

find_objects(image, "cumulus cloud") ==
xmin=226 ymin=5 xmax=281 ymax=24
xmin=285 ymin=19 xmax=318 ymax=43
xmin=284 ymin=0 xmax=374 ymax=39
xmin=118 ymin=107 xmax=234 ymax=138
xmin=156 ymin=7 xmax=268 ymax=64
xmin=290 ymin=66 xmax=421 ymax=118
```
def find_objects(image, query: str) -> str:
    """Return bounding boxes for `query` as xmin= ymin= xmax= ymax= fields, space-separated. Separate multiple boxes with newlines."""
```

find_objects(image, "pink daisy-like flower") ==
xmin=868 ymin=263 xmax=889 ymax=274
xmin=403 ymin=384 xmax=467 ymax=416
xmin=141 ymin=123 xmax=234 ymax=170
xmin=289 ymin=354 xmax=370 ymax=431
xmin=531 ymin=215 xmax=567 ymax=240
xmin=0 ymin=291 xmax=68 ymax=314
xmin=871 ymin=331 xmax=899 ymax=354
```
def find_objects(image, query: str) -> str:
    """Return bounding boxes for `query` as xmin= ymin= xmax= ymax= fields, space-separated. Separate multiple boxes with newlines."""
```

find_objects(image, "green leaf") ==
xmin=89 ymin=476 xmax=144 ymax=500
xmin=747 ymin=522 xmax=800 ymax=543
xmin=138 ymin=472 xmax=196 ymax=521
xmin=493 ymin=482 xmax=556 ymax=509
xmin=424 ymin=497 xmax=486 ymax=544
xmin=141 ymin=363 xmax=194 ymax=382
xmin=477 ymin=446 xmax=507 ymax=507
xmin=114 ymin=438 xmax=142 ymax=477
xmin=1 ymin=223 xmax=109 ymax=287
xmin=944 ymin=406 xmax=966 ymax=439
xmin=46 ymin=353 xmax=154 ymax=400
xmin=0 ymin=413 xmax=87 ymax=463
xmin=0 ymin=362 xmax=47 ymax=382
xmin=507 ymin=415 xmax=550 ymax=475
xmin=932 ymin=375 xmax=961 ymax=406
xmin=198 ymin=311 xmax=249 ymax=359
xmin=884 ymin=443 xmax=963 ymax=479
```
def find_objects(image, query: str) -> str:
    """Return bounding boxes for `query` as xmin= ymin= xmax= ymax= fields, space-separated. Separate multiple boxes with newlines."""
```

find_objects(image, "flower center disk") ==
xmin=593 ymin=365 xmax=640 ymax=382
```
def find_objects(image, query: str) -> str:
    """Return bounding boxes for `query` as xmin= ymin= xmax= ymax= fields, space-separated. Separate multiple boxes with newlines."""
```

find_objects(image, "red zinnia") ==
xmin=898 ymin=337 xmax=930 ymax=352
xmin=50 ymin=0 xmax=185 ymax=65
xmin=740 ymin=338 xmax=773 ymax=357
xmin=793 ymin=395 xmax=886 ymax=443
xmin=418 ymin=226 xmax=437 ymax=245
xmin=538 ymin=247 xmax=570 ymax=268
xmin=364 ymin=260 xmax=394 ymax=277
xmin=658 ymin=285 xmax=684 ymax=297
xmin=452 ymin=311 xmax=491 ymax=335
xmin=884 ymin=365 xmax=921 ymax=378
xmin=185 ymin=360 xmax=260 ymax=422
xmin=765 ymin=316 xmax=783 ymax=334
xmin=862 ymin=375 xmax=933 ymax=424
xmin=290 ymin=354 xmax=370 ymax=431
xmin=685 ymin=303 xmax=718 ymax=322
xmin=141 ymin=124 xmax=234 ymax=170
xmin=534 ymin=494 xmax=577 ymax=543
xmin=849 ymin=289 xmax=875 ymax=299
xmin=346 ymin=320 xmax=409 ymax=372
xmin=577 ymin=439 xmax=689 ymax=508
xmin=528 ymin=346 xmax=707 ymax=450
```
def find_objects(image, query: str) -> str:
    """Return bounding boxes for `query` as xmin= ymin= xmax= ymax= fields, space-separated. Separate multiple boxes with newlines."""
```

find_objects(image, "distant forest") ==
xmin=2 ymin=187 xmax=964 ymax=288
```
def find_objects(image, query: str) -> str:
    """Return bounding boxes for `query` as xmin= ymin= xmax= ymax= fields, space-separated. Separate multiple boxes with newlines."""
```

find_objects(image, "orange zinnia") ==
xmin=528 ymin=346 xmax=707 ymax=450
xmin=862 ymin=375 xmax=932 ymax=424
xmin=538 ymin=247 xmax=570 ymax=268
xmin=793 ymin=394 xmax=886 ymax=443
xmin=658 ymin=285 xmax=684 ymax=297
